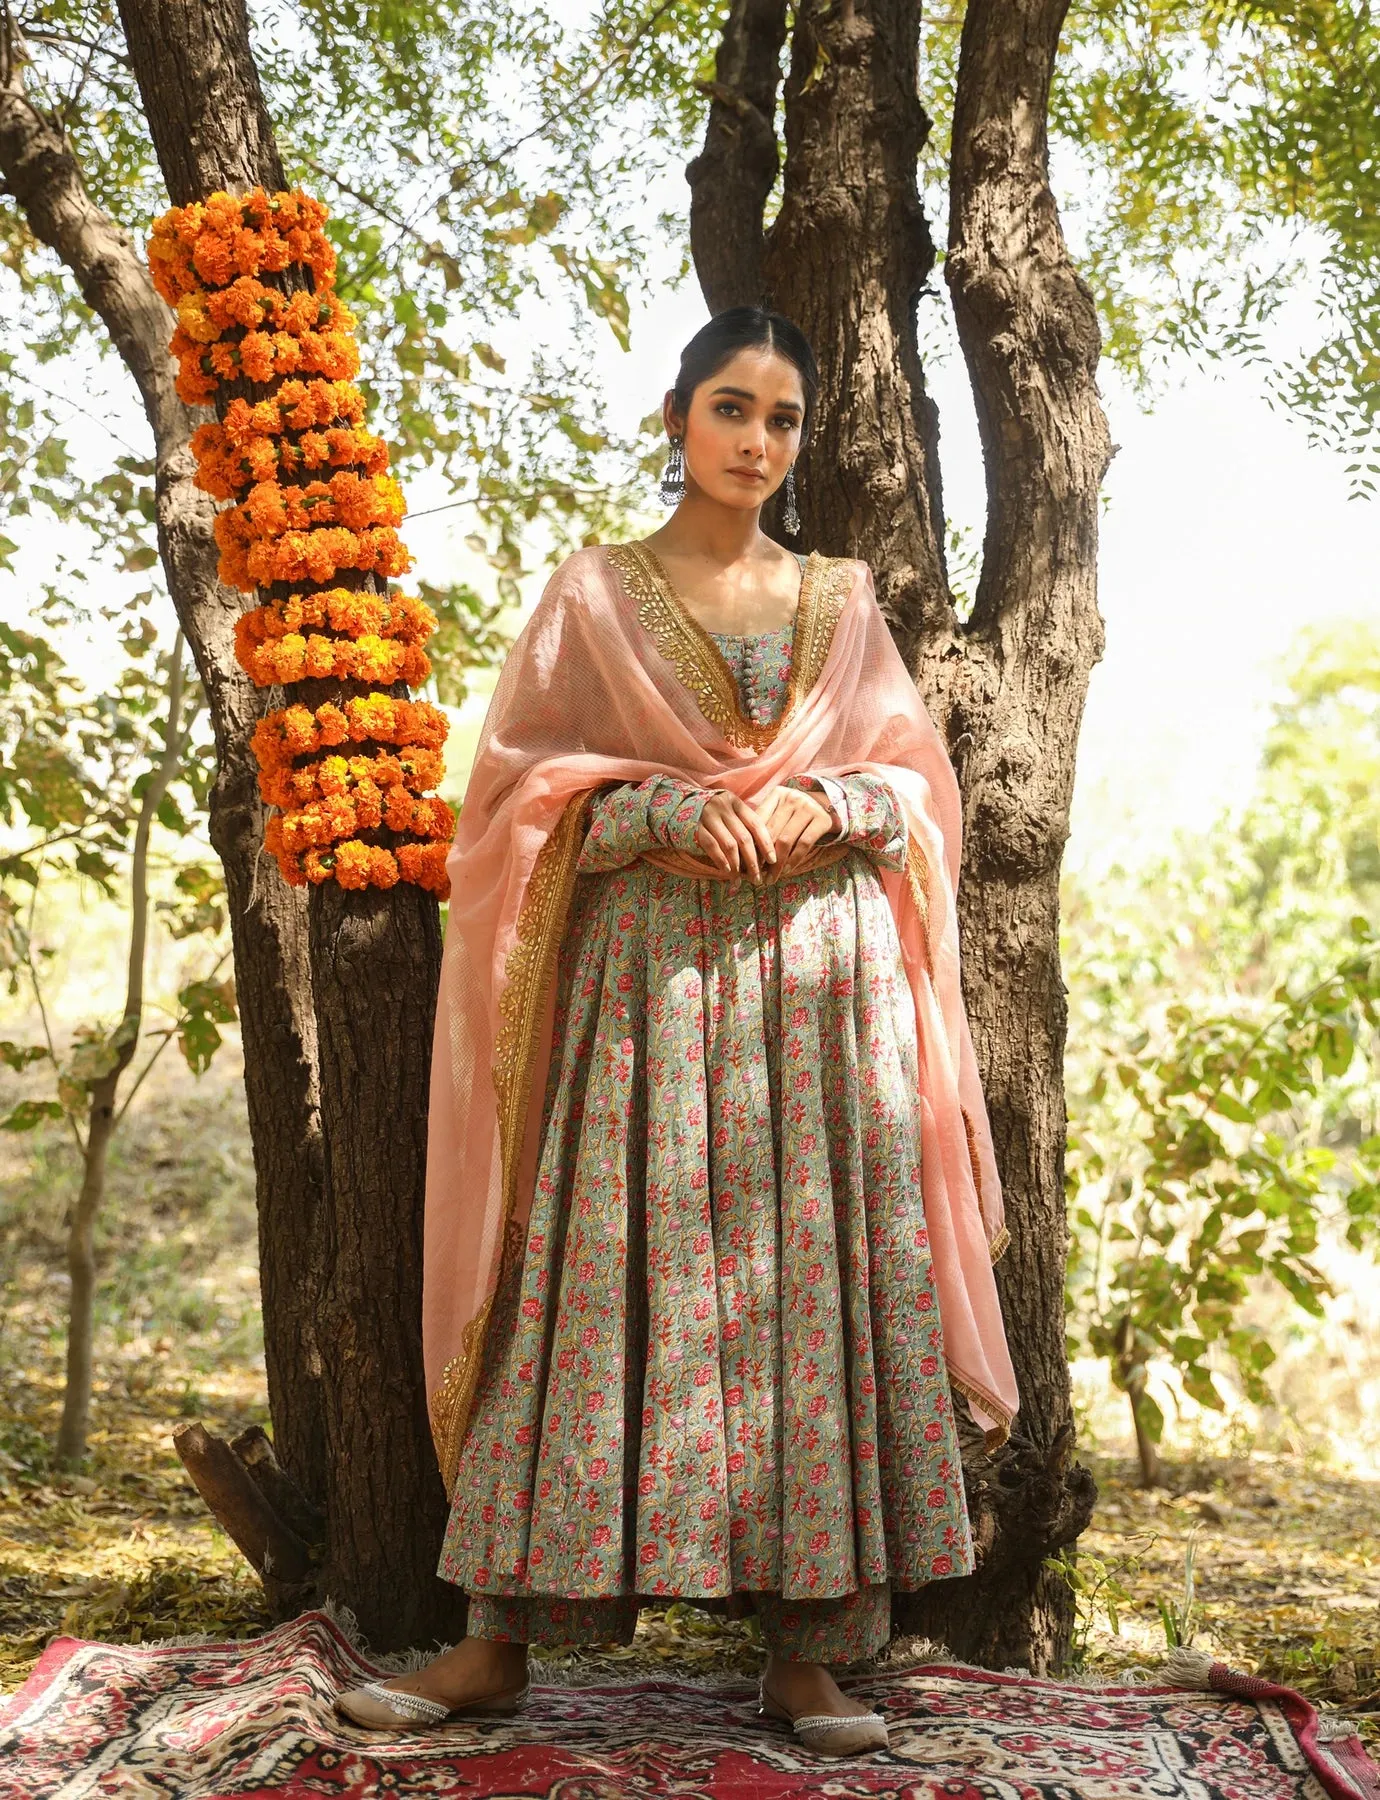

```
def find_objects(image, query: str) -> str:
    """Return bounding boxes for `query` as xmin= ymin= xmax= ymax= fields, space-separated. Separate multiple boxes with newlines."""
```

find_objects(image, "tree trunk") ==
xmin=0 ymin=27 xmax=329 ymax=1514
xmin=690 ymin=0 xmax=1105 ymax=1668
xmin=114 ymin=0 xmax=458 ymax=1649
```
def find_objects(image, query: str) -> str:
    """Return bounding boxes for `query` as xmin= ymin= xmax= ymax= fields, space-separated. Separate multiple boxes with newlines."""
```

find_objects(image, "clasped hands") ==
xmin=692 ymin=783 xmax=840 ymax=883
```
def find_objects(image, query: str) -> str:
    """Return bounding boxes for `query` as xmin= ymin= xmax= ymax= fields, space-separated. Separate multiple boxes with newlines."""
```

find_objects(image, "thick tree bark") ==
xmin=920 ymin=0 xmax=1109 ymax=1670
xmin=114 ymin=0 xmax=458 ymax=1649
xmin=686 ymin=0 xmax=788 ymax=311
xmin=762 ymin=0 xmax=951 ymax=648
xmin=0 ymin=24 xmax=329 ymax=1517
xmin=689 ymin=0 xmax=1104 ymax=1668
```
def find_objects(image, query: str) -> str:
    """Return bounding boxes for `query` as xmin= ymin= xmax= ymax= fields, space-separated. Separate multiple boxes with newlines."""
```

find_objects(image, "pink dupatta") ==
xmin=423 ymin=541 xmax=1018 ymax=1498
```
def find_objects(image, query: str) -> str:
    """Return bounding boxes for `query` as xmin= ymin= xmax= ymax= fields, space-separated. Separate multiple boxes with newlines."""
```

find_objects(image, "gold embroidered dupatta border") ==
xmin=429 ymin=789 xmax=594 ymax=1494
xmin=430 ymin=543 xmax=1007 ymax=1490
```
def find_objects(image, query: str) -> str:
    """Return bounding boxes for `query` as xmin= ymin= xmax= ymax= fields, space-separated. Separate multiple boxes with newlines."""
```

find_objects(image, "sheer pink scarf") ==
xmin=423 ymin=543 xmax=1018 ymax=1498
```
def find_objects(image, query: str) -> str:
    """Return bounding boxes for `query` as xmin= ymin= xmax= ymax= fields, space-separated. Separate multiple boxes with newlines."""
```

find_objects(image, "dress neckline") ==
xmin=633 ymin=544 xmax=809 ymax=640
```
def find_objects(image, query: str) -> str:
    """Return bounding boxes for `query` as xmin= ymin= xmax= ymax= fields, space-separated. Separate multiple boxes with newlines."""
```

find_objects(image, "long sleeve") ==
xmin=576 ymin=774 xmax=710 ymax=873
xmin=784 ymin=772 xmax=909 ymax=872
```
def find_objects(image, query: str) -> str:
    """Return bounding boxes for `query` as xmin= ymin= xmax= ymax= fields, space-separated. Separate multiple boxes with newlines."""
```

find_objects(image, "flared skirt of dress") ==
xmin=437 ymin=849 xmax=973 ymax=1606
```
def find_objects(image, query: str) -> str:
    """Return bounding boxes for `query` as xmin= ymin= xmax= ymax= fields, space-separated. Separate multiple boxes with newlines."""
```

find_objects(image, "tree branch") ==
xmin=685 ymin=0 xmax=788 ymax=311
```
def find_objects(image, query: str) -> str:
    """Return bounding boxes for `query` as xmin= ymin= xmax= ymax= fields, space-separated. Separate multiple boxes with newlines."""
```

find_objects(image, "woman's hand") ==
xmin=693 ymin=791 xmax=779 ymax=881
xmin=754 ymin=784 xmax=840 ymax=874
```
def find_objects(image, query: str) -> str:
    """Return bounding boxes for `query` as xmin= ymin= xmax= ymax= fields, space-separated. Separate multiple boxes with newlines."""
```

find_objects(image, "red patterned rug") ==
xmin=1 ymin=1607 xmax=1377 ymax=1799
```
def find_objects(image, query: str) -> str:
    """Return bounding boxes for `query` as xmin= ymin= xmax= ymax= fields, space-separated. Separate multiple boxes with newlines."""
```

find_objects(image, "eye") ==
xmin=771 ymin=415 xmax=799 ymax=431
xmin=715 ymin=402 xmax=742 ymax=417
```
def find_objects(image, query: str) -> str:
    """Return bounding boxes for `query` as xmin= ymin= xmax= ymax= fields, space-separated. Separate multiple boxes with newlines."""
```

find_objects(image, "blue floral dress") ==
xmin=437 ymin=585 xmax=974 ymax=1663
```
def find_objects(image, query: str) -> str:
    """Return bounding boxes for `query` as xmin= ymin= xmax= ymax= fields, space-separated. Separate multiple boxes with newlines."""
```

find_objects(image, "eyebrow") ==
xmin=708 ymin=385 xmax=804 ymax=417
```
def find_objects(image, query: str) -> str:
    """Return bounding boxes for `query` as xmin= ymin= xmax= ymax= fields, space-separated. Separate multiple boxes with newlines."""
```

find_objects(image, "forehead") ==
xmin=704 ymin=344 xmax=805 ymax=404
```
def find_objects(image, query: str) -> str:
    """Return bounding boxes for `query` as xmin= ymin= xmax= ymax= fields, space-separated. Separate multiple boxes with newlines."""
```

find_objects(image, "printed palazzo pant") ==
xmin=437 ymin=650 xmax=976 ymax=1667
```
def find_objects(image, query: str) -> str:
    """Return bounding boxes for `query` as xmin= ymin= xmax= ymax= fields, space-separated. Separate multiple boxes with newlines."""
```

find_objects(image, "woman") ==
xmin=335 ymin=307 xmax=1017 ymax=1757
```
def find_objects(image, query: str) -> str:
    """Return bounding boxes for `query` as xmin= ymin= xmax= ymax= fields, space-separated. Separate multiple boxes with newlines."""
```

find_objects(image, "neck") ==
xmin=645 ymin=492 xmax=776 ymax=567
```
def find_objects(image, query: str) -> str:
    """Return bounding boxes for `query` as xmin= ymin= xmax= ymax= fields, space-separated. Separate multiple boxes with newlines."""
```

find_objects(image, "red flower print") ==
xmin=928 ymin=1486 xmax=947 ymax=1508
xmin=514 ymin=1490 xmax=530 ymax=1511
xmin=481 ymin=1503 xmax=495 ymax=1524
xmin=699 ymin=1499 xmax=719 ymax=1521
xmin=515 ymin=1425 xmax=532 ymax=1446
xmin=693 ymin=1365 xmax=712 ymax=1387
xmin=639 ymin=1473 xmax=655 ymax=1496
xmin=521 ymin=1298 xmax=540 ymax=1319
xmin=810 ymin=1462 xmax=829 ymax=1486
xmin=727 ymin=1451 xmax=745 ymax=1474
xmin=590 ymin=1456 xmax=609 ymax=1478
xmin=807 ymin=1394 xmax=827 ymax=1418
xmin=806 ymin=1263 xmax=823 ymax=1283
xmin=932 ymin=1553 xmax=953 ymax=1576
xmin=924 ymin=1421 xmax=943 ymax=1441
xmin=586 ymin=1391 xmax=605 ymax=1412
xmin=920 ymin=1355 xmax=938 ymax=1375
xmin=593 ymin=1524 xmax=612 ymax=1548
xmin=473 ymin=1566 xmax=490 ymax=1586
xmin=725 ymin=1385 xmax=743 ymax=1406
xmin=639 ymin=1542 xmax=658 ymax=1565
xmin=731 ymin=1517 xmax=748 ymax=1539
xmin=809 ymin=1531 xmax=830 ymax=1552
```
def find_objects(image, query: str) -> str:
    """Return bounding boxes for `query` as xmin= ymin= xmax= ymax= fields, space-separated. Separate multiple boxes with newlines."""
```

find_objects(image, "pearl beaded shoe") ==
xmin=334 ymin=1673 xmax=531 ymax=1731
xmin=759 ymin=1678 xmax=889 ymax=1756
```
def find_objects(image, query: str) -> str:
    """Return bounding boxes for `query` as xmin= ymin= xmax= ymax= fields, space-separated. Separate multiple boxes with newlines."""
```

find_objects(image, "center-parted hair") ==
xmin=670 ymin=306 xmax=820 ymax=442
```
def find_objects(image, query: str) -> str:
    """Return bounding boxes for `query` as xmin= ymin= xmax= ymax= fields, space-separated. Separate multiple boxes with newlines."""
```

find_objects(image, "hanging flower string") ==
xmin=146 ymin=188 xmax=453 ymax=895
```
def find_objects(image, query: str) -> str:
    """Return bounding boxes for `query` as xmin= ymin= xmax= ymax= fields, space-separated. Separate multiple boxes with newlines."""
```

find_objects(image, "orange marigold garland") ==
xmin=147 ymin=187 xmax=453 ymax=896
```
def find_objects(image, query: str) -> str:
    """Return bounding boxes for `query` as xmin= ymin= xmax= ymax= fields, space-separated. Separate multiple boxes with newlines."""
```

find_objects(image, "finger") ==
xmin=697 ymin=817 xmax=740 ymax=872
xmin=727 ymin=814 xmax=763 ymax=881
xmin=735 ymin=795 xmax=778 ymax=864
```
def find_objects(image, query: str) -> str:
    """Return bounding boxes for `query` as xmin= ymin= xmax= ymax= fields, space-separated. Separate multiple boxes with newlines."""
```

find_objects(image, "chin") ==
xmin=712 ymin=482 xmax=773 ymax=510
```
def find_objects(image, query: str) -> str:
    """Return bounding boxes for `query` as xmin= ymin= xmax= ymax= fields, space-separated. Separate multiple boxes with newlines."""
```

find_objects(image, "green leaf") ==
xmin=1 ymin=1099 xmax=64 ymax=1131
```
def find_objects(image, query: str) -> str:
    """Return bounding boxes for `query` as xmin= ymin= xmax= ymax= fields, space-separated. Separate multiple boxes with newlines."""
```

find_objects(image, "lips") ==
xmin=729 ymin=469 xmax=765 ymax=481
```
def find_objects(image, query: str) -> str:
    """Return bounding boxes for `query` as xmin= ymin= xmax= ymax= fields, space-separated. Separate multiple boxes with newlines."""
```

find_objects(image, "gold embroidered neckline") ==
xmin=605 ymin=540 xmax=852 ymax=749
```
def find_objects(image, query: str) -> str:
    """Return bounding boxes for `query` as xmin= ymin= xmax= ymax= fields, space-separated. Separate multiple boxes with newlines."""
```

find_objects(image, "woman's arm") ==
xmin=783 ymin=772 xmax=909 ymax=871
xmin=576 ymin=774 xmax=710 ymax=872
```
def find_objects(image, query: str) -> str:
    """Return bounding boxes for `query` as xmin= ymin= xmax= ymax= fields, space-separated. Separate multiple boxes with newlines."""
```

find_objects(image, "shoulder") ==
xmin=533 ymin=543 xmax=613 ymax=610
xmin=546 ymin=543 xmax=611 ymax=584
xmin=811 ymin=551 xmax=871 ymax=595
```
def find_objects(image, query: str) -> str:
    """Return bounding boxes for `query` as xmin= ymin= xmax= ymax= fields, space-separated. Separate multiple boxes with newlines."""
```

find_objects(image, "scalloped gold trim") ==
xmin=605 ymin=542 xmax=853 ymax=747
xmin=429 ymin=787 xmax=594 ymax=1496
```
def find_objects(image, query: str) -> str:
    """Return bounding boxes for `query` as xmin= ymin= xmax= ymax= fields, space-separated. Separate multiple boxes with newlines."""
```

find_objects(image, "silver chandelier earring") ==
xmin=782 ymin=463 xmax=800 ymax=536
xmin=659 ymin=435 xmax=686 ymax=506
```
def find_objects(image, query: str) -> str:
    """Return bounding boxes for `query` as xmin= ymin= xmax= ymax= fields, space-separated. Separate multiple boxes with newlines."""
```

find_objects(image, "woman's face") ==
xmin=667 ymin=346 xmax=806 ymax=515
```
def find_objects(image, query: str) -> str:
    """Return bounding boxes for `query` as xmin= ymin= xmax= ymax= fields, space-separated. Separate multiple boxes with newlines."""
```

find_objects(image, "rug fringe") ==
xmin=1163 ymin=1646 xmax=1217 ymax=1689
xmin=314 ymin=1595 xmax=458 ymax=1673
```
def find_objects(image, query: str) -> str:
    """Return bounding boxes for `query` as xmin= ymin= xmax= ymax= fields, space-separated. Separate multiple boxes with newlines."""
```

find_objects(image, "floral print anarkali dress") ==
xmin=437 ymin=551 xmax=974 ymax=1663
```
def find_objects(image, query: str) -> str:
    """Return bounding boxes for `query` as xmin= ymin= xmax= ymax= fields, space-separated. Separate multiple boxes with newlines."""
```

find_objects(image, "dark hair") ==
xmin=669 ymin=306 xmax=820 ymax=442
